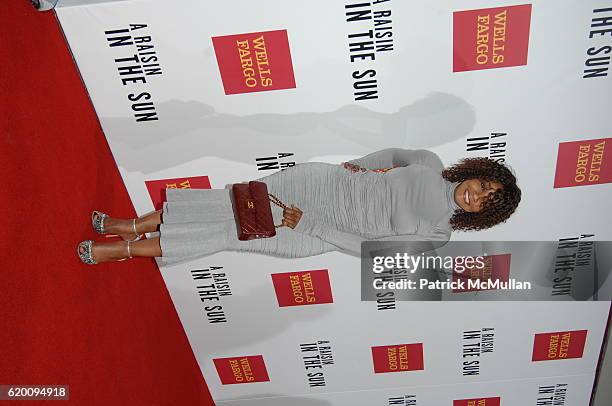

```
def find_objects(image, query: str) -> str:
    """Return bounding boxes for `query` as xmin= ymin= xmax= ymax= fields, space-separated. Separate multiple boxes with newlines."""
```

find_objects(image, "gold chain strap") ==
xmin=268 ymin=193 xmax=288 ymax=210
xmin=268 ymin=193 xmax=288 ymax=228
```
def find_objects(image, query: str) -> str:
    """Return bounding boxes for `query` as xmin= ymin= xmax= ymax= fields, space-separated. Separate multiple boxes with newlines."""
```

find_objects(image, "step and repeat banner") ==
xmin=55 ymin=0 xmax=612 ymax=404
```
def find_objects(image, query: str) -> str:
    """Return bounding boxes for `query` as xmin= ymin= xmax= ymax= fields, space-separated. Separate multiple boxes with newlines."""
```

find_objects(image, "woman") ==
xmin=77 ymin=148 xmax=521 ymax=265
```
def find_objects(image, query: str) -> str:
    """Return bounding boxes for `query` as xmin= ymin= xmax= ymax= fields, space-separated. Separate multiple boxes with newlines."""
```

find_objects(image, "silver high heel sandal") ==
xmin=91 ymin=210 xmax=143 ymax=242
xmin=77 ymin=240 xmax=132 ymax=265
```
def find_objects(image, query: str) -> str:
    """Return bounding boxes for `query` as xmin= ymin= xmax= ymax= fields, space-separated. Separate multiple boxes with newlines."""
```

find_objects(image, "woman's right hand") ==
xmin=342 ymin=162 xmax=366 ymax=172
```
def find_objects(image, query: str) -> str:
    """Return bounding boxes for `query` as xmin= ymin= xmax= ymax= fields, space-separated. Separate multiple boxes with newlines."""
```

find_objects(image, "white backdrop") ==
xmin=56 ymin=0 xmax=612 ymax=404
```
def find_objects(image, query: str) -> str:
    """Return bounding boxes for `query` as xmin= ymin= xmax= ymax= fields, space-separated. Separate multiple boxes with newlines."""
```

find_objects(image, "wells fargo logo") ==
xmin=554 ymin=138 xmax=610 ymax=188
xmin=452 ymin=253 xmax=511 ymax=292
xmin=212 ymin=29 xmax=296 ymax=95
xmin=453 ymin=4 xmax=532 ymax=72
xmin=213 ymin=355 xmax=270 ymax=385
xmin=144 ymin=176 xmax=211 ymax=209
xmin=532 ymin=330 xmax=588 ymax=361
xmin=371 ymin=343 xmax=424 ymax=373
xmin=453 ymin=397 xmax=501 ymax=406
xmin=271 ymin=269 xmax=333 ymax=307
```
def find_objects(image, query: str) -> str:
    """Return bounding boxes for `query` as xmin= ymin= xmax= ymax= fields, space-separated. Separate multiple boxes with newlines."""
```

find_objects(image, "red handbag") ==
xmin=231 ymin=181 xmax=289 ymax=240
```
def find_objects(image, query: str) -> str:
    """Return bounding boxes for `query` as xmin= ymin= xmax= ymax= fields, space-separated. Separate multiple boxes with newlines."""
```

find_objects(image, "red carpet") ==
xmin=0 ymin=2 xmax=215 ymax=404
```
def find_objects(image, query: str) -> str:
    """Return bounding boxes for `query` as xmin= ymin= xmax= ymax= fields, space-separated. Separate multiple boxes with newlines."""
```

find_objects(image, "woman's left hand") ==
xmin=342 ymin=162 xmax=366 ymax=172
xmin=282 ymin=205 xmax=303 ymax=229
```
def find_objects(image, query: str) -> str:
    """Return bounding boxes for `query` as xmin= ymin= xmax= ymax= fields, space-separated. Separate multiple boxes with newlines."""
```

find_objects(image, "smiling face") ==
xmin=453 ymin=178 xmax=503 ymax=213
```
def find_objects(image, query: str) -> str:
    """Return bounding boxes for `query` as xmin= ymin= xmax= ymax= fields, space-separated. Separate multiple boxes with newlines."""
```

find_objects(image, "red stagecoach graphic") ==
xmin=454 ymin=397 xmax=502 ymax=406
xmin=554 ymin=138 xmax=610 ymax=188
xmin=271 ymin=269 xmax=333 ymax=307
xmin=532 ymin=330 xmax=588 ymax=361
xmin=144 ymin=176 xmax=211 ymax=210
xmin=212 ymin=29 xmax=296 ymax=95
xmin=452 ymin=254 xmax=511 ymax=293
xmin=371 ymin=343 xmax=424 ymax=373
xmin=453 ymin=4 xmax=532 ymax=72
xmin=213 ymin=355 xmax=270 ymax=385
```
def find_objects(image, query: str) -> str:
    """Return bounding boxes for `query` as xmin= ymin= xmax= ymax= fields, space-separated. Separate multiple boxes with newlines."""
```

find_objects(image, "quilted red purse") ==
xmin=231 ymin=181 xmax=289 ymax=240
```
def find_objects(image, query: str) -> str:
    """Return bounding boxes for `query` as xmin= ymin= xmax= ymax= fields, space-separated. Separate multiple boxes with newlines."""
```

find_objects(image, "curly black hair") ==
xmin=442 ymin=158 xmax=521 ymax=231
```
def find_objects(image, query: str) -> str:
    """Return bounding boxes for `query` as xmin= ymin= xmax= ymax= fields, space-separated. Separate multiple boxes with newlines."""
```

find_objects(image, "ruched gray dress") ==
xmin=158 ymin=148 xmax=460 ymax=266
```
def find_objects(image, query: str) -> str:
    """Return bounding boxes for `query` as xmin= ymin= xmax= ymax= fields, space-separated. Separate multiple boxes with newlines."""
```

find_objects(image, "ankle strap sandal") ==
xmin=77 ymin=240 xmax=133 ymax=265
xmin=91 ymin=211 xmax=143 ymax=242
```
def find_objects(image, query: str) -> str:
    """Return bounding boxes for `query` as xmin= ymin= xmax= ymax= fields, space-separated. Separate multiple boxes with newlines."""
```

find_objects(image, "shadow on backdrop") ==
xmin=102 ymin=92 xmax=476 ymax=173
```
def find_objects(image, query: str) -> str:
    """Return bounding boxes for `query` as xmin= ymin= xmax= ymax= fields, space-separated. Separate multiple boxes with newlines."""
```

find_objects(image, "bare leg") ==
xmin=86 ymin=237 xmax=162 ymax=263
xmin=103 ymin=210 xmax=163 ymax=240
xmin=129 ymin=237 xmax=162 ymax=257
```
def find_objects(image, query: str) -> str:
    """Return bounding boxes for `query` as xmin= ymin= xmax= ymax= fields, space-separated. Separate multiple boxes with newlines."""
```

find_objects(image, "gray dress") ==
xmin=158 ymin=148 xmax=460 ymax=266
